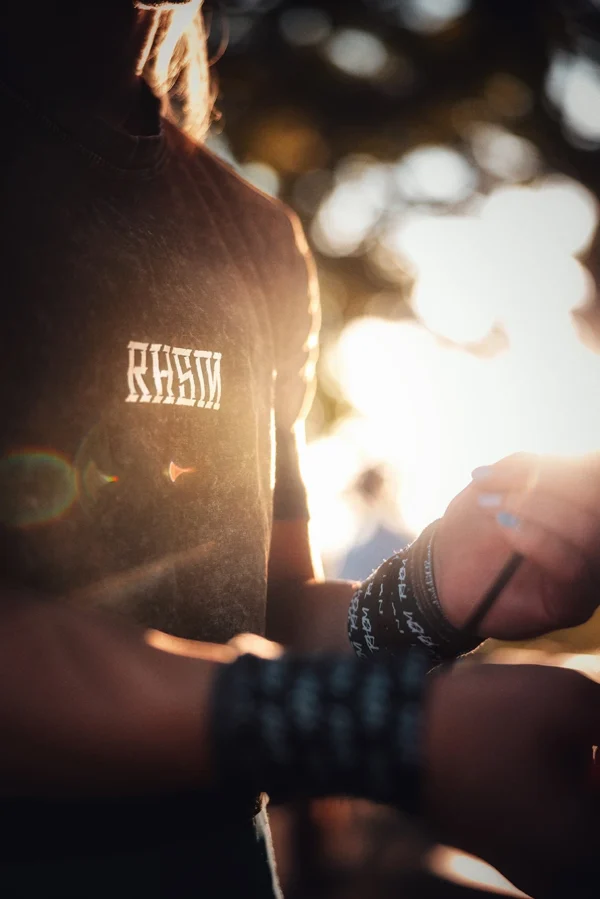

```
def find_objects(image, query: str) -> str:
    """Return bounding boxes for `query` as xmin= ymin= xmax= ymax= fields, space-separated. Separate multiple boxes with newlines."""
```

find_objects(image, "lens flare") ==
xmin=79 ymin=459 xmax=119 ymax=506
xmin=168 ymin=461 xmax=196 ymax=483
xmin=74 ymin=425 xmax=120 ymax=516
xmin=0 ymin=450 xmax=77 ymax=528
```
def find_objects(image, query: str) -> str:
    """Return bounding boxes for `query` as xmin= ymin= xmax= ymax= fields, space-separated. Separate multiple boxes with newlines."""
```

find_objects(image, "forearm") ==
xmin=0 ymin=587 xmax=430 ymax=818
xmin=0 ymin=587 xmax=476 ymax=836
xmin=0 ymin=590 xmax=230 ymax=797
xmin=266 ymin=578 xmax=357 ymax=653
xmin=266 ymin=518 xmax=357 ymax=653
xmin=266 ymin=518 xmax=482 ymax=660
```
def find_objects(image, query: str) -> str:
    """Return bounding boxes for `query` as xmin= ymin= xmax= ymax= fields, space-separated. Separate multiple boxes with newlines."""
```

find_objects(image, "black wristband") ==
xmin=348 ymin=522 xmax=482 ymax=662
xmin=211 ymin=650 xmax=430 ymax=815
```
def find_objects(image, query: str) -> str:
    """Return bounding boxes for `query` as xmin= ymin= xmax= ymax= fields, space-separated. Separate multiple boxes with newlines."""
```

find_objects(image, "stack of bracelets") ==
xmin=212 ymin=522 xmax=482 ymax=813
xmin=348 ymin=521 xmax=482 ymax=664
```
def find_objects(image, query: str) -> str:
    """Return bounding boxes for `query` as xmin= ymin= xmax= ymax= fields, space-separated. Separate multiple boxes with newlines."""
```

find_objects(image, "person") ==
xmin=0 ymin=1 xmax=599 ymax=896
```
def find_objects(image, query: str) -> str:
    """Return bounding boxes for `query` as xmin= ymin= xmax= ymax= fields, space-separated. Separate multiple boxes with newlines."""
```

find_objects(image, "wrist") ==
xmin=210 ymin=650 xmax=430 ymax=813
xmin=348 ymin=522 xmax=482 ymax=663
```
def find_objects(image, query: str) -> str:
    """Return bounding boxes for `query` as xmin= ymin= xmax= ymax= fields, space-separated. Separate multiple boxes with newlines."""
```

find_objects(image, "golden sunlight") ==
xmin=427 ymin=846 xmax=530 ymax=897
xmin=303 ymin=176 xmax=600 ymax=571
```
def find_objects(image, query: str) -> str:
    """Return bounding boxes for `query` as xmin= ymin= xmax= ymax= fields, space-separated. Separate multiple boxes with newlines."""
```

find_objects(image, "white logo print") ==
xmin=126 ymin=342 xmax=222 ymax=410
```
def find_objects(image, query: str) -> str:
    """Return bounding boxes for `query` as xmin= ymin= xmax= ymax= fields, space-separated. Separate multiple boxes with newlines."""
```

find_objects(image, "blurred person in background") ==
xmin=1 ymin=1 xmax=600 ymax=896
xmin=338 ymin=467 xmax=413 ymax=582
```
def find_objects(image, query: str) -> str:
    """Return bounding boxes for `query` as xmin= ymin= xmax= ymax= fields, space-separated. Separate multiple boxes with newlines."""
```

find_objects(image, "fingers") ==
xmin=472 ymin=453 xmax=538 ymax=491
xmin=478 ymin=489 xmax=600 ymax=575
xmin=472 ymin=454 xmax=600 ymax=599
xmin=472 ymin=452 xmax=600 ymax=517
xmin=494 ymin=514 xmax=591 ymax=586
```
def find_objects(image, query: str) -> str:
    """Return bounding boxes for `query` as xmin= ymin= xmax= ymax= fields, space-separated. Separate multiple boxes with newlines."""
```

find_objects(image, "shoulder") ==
xmin=164 ymin=120 xmax=303 ymax=259
xmin=163 ymin=122 xmax=317 ymax=344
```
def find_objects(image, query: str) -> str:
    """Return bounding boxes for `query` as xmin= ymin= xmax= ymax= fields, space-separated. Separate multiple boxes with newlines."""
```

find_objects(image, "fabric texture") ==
xmin=0 ymin=70 xmax=317 ymax=894
xmin=0 ymin=75 xmax=318 ymax=644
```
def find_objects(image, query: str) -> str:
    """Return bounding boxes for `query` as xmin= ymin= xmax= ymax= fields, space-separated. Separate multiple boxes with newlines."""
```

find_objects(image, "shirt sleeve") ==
xmin=271 ymin=208 xmax=320 ymax=522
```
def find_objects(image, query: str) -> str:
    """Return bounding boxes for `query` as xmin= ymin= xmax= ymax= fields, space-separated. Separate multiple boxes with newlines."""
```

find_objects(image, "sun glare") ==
xmin=304 ymin=174 xmax=600 ymax=571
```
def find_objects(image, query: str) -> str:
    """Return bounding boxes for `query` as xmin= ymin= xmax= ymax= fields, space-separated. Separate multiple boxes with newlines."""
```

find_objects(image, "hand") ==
xmin=434 ymin=452 xmax=600 ymax=639
xmin=424 ymin=662 xmax=600 ymax=898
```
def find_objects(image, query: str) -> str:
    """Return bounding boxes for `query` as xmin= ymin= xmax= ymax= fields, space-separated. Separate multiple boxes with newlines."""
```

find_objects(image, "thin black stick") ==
xmin=461 ymin=552 xmax=524 ymax=635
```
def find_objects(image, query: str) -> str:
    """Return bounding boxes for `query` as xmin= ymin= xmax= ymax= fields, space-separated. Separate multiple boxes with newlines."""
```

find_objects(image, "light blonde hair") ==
xmin=142 ymin=2 xmax=216 ymax=143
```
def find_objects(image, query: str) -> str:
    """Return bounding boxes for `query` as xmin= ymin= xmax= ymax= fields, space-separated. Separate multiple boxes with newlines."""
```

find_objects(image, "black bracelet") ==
xmin=348 ymin=522 xmax=482 ymax=663
xmin=211 ymin=650 xmax=430 ymax=815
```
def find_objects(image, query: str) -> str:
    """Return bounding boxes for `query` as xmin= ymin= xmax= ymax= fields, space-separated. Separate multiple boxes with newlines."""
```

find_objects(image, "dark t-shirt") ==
xmin=0 ymin=80 xmax=318 ymax=642
xmin=0 ymin=77 xmax=318 ymax=892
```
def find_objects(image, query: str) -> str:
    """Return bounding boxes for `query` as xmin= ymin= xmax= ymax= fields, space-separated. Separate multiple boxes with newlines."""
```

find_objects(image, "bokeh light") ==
xmin=279 ymin=8 xmax=332 ymax=48
xmin=292 ymin=169 xmax=333 ymax=215
xmin=483 ymin=73 xmax=533 ymax=120
xmin=247 ymin=111 xmax=328 ymax=174
xmin=397 ymin=0 xmax=471 ymax=35
xmin=469 ymin=123 xmax=540 ymax=182
xmin=481 ymin=179 xmax=598 ymax=258
xmin=209 ymin=1 xmax=600 ymax=590
xmin=324 ymin=29 xmax=389 ymax=80
xmin=546 ymin=52 xmax=600 ymax=146
xmin=306 ymin=169 xmax=600 ymax=567
xmin=240 ymin=160 xmax=281 ymax=196
xmin=300 ymin=432 xmax=367 ymax=564
xmin=311 ymin=158 xmax=389 ymax=256
xmin=393 ymin=145 xmax=477 ymax=205
xmin=225 ymin=15 xmax=256 ymax=52
xmin=545 ymin=50 xmax=572 ymax=108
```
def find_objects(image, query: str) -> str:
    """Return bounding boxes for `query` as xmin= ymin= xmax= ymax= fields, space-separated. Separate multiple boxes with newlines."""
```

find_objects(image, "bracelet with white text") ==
xmin=348 ymin=522 xmax=482 ymax=663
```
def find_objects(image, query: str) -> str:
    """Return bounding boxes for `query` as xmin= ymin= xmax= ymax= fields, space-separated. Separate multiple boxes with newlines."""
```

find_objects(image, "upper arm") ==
xmin=270 ymin=209 xmax=320 ymax=527
xmin=265 ymin=208 xmax=323 ymax=631
xmin=267 ymin=516 xmax=321 ymax=589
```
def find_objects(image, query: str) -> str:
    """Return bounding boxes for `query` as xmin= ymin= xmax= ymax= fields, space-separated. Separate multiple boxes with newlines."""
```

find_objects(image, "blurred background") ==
xmin=206 ymin=1 xmax=600 ymax=895
xmin=208 ymin=0 xmax=600 ymax=581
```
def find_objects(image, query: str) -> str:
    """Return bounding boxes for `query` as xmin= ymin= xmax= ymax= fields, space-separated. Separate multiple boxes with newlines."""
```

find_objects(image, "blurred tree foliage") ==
xmin=208 ymin=0 xmax=600 ymax=430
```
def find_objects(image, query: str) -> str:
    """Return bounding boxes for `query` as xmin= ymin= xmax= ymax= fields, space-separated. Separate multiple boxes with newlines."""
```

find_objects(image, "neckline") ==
xmin=0 ymin=67 xmax=167 ymax=175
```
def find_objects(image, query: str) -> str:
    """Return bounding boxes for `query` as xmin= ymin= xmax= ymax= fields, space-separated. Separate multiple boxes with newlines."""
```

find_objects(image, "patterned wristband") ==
xmin=348 ymin=522 xmax=482 ymax=663
xmin=211 ymin=650 xmax=430 ymax=815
